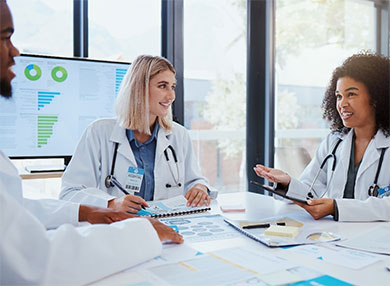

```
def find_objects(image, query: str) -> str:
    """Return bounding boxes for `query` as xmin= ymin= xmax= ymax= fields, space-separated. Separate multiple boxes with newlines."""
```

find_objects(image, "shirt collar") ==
xmin=127 ymin=122 xmax=160 ymax=148
xmin=339 ymin=128 xmax=390 ymax=149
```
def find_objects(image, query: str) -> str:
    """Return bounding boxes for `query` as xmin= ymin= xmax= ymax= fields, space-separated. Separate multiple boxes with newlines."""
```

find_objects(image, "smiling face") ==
xmin=148 ymin=69 xmax=176 ymax=125
xmin=0 ymin=2 xmax=19 ymax=98
xmin=335 ymin=76 xmax=376 ymax=131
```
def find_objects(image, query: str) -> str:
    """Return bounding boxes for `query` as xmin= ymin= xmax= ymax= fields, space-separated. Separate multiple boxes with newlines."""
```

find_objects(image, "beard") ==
xmin=0 ymin=77 xmax=12 ymax=98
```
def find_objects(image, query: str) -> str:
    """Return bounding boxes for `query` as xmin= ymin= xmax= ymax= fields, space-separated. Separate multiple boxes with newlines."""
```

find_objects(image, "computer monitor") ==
xmin=0 ymin=54 xmax=130 ymax=160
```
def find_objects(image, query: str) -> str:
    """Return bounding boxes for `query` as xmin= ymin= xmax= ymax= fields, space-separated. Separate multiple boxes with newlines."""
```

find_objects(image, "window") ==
xmin=88 ymin=0 xmax=161 ymax=62
xmin=8 ymin=0 xmax=73 ymax=56
xmin=274 ymin=0 xmax=377 ymax=177
xmin=184 ymin=0 xmax=247 ymax=193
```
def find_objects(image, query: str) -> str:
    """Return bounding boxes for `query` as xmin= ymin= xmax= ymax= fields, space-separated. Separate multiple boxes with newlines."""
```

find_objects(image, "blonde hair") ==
xmin=115 ymin=55 xmax=176 ymax=135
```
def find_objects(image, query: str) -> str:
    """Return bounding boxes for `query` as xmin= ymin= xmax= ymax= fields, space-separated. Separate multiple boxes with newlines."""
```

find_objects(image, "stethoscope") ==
xmin=104 ymin=142 xmax=181 ymax=192
xmin=164 ymin=145 xmax=182 ymax=188
xmin=306 ymin=138 xmax=388 ymax=199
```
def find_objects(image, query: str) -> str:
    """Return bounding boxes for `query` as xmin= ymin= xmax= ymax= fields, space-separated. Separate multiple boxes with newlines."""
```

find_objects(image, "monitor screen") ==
xmin=0 ymin=54 xmax=130 ymax=158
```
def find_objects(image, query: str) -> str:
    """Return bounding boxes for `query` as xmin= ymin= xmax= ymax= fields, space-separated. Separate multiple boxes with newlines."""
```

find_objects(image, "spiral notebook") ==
xmin=137 ymin=195 xmax=211 ymax=218
xmin=225 ymin=217 xmax=340 ymax=247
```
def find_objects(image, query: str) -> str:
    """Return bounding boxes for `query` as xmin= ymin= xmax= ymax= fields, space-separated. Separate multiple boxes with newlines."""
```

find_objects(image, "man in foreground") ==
xmin=0 ymin=1 xmax=183 ymax=284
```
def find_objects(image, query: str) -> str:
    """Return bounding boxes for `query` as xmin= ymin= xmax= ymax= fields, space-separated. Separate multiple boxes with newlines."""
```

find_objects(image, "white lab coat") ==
xmin=0 ymin=151 xmax=162 ymax=285
xmin=60 ymin=118 xmax=212 ymax=207
xmin=0 ymin=151 xmax=79 ymax=229
xmin=287 ymin=129 xmax=390 ymax=222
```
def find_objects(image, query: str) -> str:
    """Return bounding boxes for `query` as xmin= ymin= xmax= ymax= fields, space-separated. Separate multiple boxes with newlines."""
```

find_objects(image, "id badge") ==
xmin=125 ymin=167 xmax=144 ymax=193
xmin=378 ymin=184 xmax=390 ymax=198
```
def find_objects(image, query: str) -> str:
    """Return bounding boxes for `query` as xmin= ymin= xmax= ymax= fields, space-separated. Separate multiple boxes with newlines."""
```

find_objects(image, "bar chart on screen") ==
xmin=37 ymin=91 xmax=60 ymax=111
xmin=37 ymin=115 xmax=58 ymax=148
xmin=0 ymin=54 xmax=130 ymax=158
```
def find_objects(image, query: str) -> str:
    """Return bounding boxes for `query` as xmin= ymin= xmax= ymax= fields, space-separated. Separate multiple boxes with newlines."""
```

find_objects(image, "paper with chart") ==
xmin=133 ymin=243 xmax=204 ymax=269
xmin=336 ymin=225 xmax=390 ymax=255
xmin=160 ymin=214 xmax=243 ymax=242
xmin=95 ymin=244 xmax=203 ymax=286
xmin=137 ymin=195 xmax=210 ymax=217
xmin=133 ymin=247 xmax=304 ymax=286
xmin=121 ymin=247 xmax=354 ymax=286
xmin=287 ymin=244 xmax=382 ymax=269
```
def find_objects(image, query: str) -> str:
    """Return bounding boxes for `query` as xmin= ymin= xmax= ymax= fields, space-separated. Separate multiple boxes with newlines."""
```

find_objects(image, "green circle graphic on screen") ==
xmin=51 ymin=66 xmax=68 ymax=82
xmin=24 ymin=64 xmax=42 ymax=81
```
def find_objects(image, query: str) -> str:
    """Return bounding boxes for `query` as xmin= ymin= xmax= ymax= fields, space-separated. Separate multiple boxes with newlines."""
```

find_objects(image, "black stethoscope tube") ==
xmin=163 ymin=145 xmax=181 ymax=188
xmin=307 ymin=138 xmax=387 ymax=199
xmin=105 ymin=142 xmax=181 ymax=191
xmin=105 ymin=174 xmax=129 ymax=195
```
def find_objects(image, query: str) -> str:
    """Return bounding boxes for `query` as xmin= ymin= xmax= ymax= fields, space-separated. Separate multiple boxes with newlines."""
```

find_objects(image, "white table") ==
xmin=93 ymin=192 xmax=390 ymax=286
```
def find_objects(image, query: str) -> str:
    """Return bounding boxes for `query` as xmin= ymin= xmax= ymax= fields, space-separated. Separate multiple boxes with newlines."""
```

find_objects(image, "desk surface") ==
xmin=19 ymin=171 xmax=63 ymax=180
xmin=12 ymin=160 xmax=64 ymax=179
xmin=94 ymin=192 xmax=390 ymax=286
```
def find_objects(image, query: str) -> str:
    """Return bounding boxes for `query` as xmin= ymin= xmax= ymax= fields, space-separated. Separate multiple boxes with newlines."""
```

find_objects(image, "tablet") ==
xmin=250 ymin=181 xmax=308 ymax=205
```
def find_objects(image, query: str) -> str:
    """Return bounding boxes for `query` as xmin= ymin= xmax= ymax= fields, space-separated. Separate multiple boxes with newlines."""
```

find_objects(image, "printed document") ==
xmin=336 ymin=225 xmax=390 ymax=255
xmin=119 ymin=247 xmax=355 ymax=286
xmin=287 ymin=244 xmax=382 ymax=269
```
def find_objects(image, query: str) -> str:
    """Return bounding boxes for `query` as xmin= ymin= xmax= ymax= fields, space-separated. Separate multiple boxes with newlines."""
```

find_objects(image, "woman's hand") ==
xmin=147 ymin=218 xmax=184 ymax=244
xmin=79 ymin=205 xmax=137 ymax=224
xmin=294 ymin=198 xmax=335 ymax=220
xmin=185 ymin=184 xmax=210 ymax=207
xmin=108 ymin=195 xmax=149 ymax=213
xmin=253 ymin=164 xmax=291 ymax=188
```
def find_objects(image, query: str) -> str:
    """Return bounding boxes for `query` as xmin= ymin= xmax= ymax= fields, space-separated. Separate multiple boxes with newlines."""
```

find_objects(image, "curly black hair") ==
xmin=322 ymin=52 xmax=390 ymax=136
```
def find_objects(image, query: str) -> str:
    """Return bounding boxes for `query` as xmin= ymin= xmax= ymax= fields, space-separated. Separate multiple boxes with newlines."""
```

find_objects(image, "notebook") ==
xmin=137 ymin=195 xmax=211 ymax=218
xmin=225 ymin=217 xmax=340 ymax=247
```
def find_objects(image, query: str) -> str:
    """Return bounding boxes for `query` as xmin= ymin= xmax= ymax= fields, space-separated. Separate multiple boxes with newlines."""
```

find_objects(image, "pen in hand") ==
xmin=110 ymin=176 xmax=147 ymax=209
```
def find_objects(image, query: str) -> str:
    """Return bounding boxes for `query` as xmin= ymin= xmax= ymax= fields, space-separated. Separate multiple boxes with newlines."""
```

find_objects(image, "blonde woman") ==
xmin=60 ymin=55 xmax=213 ymax=213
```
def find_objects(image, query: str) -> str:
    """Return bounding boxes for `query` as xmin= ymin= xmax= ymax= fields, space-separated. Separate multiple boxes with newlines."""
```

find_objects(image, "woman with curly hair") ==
xmin=255 ymin=52 xmax=390 ymax=221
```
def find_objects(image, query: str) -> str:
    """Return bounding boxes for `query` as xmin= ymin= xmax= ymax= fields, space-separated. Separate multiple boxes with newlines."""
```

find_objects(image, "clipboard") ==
xmin=250 ymin=181 xmax=308 ymax=205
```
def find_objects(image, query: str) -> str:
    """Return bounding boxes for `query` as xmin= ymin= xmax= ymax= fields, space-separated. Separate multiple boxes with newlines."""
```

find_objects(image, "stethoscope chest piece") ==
xmin=105 ymin=175 xmax=114 ymax=188
xmin=368 ymin=184 xmax=379 ymax=197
